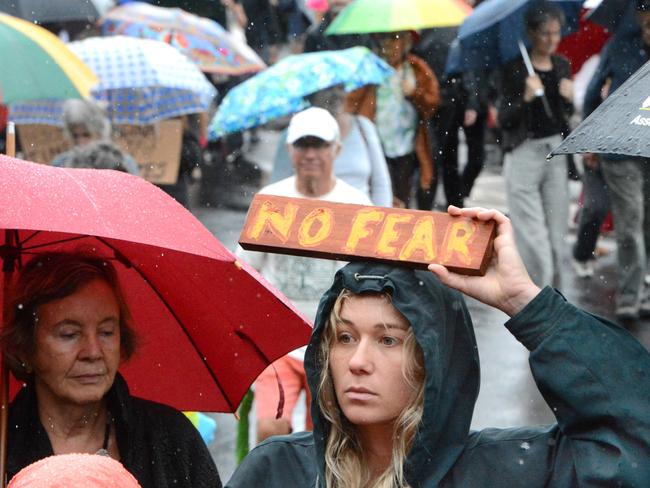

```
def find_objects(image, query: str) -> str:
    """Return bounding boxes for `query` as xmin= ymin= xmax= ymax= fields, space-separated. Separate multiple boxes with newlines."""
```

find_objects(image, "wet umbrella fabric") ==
xmin=0 ymin=155 xmax=311 ymax=412
xmin=9 ymin=36 xmax=216 ymax=126
xmin=208 ymin=46 xmax=393 ymax=138
xmin=549 ymin=59 xmax=650 ymax=159
xmin=454 ymin=0 xmax=583 ymax=71
xmin=0 ymin=13 xmax=97 ymax=104
xmin=99 ymin=1 xmax=266 ymax=75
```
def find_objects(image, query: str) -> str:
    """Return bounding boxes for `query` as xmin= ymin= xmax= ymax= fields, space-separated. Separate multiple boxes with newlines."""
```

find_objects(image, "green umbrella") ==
xmin=326 ymin=0 xmax=472 ymax=35
xmin=0 ymin=13 xmax=97 ymax=104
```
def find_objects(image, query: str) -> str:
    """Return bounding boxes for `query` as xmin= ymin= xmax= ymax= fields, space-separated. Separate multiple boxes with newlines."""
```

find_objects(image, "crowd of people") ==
xmin=3 ymin=0 xmax=650 ymax=487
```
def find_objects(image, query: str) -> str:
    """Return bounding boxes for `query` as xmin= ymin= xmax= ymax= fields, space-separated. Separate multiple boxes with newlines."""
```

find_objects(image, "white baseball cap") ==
xmin=286 ymin=107 xmax=340 ymax=145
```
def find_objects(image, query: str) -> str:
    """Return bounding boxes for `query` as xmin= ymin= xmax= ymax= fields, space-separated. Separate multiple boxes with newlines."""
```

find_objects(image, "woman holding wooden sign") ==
xmin=227 ymin=206 xmax=650 ymax=488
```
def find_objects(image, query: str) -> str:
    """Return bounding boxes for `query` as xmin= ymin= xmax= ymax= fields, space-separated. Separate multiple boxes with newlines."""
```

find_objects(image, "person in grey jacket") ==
xmin=580 ymin=0 xmax=650 ymax=320
xmin=226 ymin=205 xmax=650 ymax=488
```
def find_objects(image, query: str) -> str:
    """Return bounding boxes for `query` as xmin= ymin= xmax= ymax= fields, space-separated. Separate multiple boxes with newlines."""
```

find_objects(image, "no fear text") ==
xmin=240 ymin=196 xmax=495 ymax=275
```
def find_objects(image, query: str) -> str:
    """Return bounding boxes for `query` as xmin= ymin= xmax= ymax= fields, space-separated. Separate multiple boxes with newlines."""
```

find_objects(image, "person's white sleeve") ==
xmin=359 ymin=116 xmax=393 ymax=207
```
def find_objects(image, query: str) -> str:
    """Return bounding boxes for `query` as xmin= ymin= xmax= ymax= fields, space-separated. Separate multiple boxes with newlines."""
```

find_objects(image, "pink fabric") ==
xmin=255 ymin=355 xmax=313 ymax=431
xmin=306 ymin=0 xmax=329 ymax=12
xmin=8 ymin=454 xmax=141 ymax=488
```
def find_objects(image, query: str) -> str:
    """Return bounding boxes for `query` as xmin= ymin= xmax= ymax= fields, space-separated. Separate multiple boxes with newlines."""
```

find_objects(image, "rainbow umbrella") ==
xmin=0 ymin=13 xmax=97 ymax=104
xmin=326 ymin=0 xmax=473 ymax=35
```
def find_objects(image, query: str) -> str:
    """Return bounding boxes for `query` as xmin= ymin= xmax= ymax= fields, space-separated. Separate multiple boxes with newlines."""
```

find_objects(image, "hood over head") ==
xmin=304 ymin=261 xmax=480 ymax=487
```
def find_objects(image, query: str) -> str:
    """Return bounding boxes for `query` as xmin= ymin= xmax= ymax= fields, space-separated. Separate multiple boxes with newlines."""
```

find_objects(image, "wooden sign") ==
xmin=17 ymin=120 xmax=182 ymax=185
xmin=239 ymin=195 xmax=496 ymax=275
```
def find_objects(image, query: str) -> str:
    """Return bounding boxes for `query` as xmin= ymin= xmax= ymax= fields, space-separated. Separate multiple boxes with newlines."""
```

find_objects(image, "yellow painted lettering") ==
xmin=298 ymin=208 xmax=334 ymax=247
xmin=344 ymin=209 xmax=385 ymax=252
xmin=247 ymin=200 xmax=298 ymax=243
xmin=398 ymin=216 xmax=437 ymax=262
xmin=376 ymin=213 xmax=413 ymax=258
xmin=442 ymin=220 xmax=476 ymax=265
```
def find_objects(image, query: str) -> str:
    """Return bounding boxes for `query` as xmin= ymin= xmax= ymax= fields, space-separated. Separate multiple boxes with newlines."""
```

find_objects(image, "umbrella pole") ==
xmin=5 ymin=122 xmax=15 ymax=158
xmin=0 ymin=325 xmax=8 ymax=488
xmin=517 ymin=40 xmax=553 ymax=119
xmin=0 ymin=121 xmax=13 ymax=487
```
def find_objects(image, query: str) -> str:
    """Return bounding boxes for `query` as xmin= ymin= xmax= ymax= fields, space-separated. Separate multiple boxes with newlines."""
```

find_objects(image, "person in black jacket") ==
xmin=2 ymin=253 xmax=222 ymax=488
xmin=497 ymin=1 xmax=574 ymax=291
xmin=241 ymin=0 xmax=282 ymax=64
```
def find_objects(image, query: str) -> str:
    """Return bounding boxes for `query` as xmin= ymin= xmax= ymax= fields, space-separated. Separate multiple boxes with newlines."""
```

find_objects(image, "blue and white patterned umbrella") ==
xmin=208 ymin=46 xmax=393 ymax=138
xmin=10 ymin=36 xmax=216 ymax=125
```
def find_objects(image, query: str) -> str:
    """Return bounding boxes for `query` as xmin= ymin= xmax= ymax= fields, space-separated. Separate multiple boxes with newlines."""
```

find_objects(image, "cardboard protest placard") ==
xmin=17 ymin=125 xmax=70 ymax=164
xmin=114 ymin=119 xmax=182 ymax=185
xmin=17 ymin=120 xmax=183 ymax=185
xmin=239 ymin=195 xmax=497 ymax=275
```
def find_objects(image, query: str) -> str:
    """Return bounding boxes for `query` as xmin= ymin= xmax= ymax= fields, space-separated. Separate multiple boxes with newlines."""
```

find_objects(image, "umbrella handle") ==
xmin=5 ymin=123 xmax=15 ymax=158
xmin=518 ymin=40 xmax=536 ymax=78
xmin=518 ymin=40 xmax=553 ymax=119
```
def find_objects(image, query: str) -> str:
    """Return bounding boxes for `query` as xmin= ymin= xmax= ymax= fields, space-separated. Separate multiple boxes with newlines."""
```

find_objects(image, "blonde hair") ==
xmin=317 ymin=290 xmax=425 ymax=488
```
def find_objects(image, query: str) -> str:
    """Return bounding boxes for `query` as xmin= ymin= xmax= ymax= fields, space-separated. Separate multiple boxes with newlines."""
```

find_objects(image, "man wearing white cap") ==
xmin=237 ymin=107 xmax=372 ymax=443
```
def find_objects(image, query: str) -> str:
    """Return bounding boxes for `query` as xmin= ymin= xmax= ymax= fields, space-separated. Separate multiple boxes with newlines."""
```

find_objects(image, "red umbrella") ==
xmin=0 ymin=154 xmax=311 ymax=413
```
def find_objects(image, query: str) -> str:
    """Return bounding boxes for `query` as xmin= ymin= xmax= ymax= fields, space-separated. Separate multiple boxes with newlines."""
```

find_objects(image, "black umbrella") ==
xmin=0 ymin=0 xmax=104 ymax=24
xmin=549 ymin=59 xmax=650 ymax=159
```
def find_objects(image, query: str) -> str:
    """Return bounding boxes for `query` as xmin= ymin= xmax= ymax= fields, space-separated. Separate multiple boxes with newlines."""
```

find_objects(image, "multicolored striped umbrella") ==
xmin=99 ymin=1 xmax=265 ymax=75
xmin=0 ymin=13 xmax=97 ymax=104
xmin=326 ymin=0 xmax=472 ymax=35
xmin=10 ymin=36 xmax=217 ymax=126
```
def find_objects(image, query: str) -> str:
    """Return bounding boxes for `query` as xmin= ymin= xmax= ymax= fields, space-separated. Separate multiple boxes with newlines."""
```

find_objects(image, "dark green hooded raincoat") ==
xmin=227 ymin=262 xmax=650 ymax=487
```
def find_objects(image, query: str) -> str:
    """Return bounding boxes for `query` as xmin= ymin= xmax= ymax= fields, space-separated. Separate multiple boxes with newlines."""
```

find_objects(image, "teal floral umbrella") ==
xmin=208 ymin=46 xmax=393 ymax=139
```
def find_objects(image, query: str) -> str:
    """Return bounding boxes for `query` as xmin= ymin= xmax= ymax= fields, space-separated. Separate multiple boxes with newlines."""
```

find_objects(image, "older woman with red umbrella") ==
xmin=2 ymin=253 xmax=222 ymax=487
